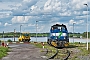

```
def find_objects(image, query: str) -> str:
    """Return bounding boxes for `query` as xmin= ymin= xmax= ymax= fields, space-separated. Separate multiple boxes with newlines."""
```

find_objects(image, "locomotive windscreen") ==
xmin=22 ymin=34 xmax=29 ymax=36
xmin=51 ymin=24 xmax=67 ymax=31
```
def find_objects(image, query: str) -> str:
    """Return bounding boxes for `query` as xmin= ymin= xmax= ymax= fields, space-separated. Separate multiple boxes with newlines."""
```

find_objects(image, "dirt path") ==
xmin=1 ymin=43 xmax=46 ymax=60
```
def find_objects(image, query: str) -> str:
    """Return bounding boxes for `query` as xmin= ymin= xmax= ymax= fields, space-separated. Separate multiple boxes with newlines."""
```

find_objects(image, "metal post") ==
xmin=73 ymin=23 xmax=75 ymax=43
xmin=14 ymin=29 xmax=15 ymax=42
xmin=20 ymin=25 xmax=22 ymax=37
xmin=3 ymin=31 xmax=4 ymax=40
xmin=3 ymin=31 xmax=5 ymax=46
xmin=35 ymin=20 xmax=46 ymax=42
xmin=36 ymin=21 xmax=38 ymax=42
xmin=84 ymin=4 xmax=88 ymax=50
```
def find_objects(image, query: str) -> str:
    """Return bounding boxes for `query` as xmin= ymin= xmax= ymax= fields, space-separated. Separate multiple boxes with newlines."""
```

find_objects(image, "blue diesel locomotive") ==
xmin=47 ymin=24 xmax=69 ymax=48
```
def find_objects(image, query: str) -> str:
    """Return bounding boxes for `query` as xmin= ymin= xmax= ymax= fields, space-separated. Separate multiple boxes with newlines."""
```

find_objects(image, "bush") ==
xmin=7 ymin=39 xmax=12 ymax=42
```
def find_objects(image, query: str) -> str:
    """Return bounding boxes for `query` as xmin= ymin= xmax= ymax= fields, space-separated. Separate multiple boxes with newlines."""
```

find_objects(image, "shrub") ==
xmin=7 ymin=39 xmax=12 ymax=42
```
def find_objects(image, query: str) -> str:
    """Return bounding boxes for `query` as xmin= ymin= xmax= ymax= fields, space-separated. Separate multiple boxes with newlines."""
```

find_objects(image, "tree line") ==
xmin=0 ymin=32 xmax=89 ymax=38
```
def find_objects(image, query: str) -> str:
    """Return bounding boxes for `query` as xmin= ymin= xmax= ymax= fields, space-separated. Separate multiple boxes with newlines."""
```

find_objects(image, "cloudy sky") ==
xmin=0 ymin=0 xmax=90 ymax=33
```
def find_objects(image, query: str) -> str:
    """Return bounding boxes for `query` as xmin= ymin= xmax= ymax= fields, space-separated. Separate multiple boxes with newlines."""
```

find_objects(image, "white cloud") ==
xmin=4 ymin=23 xmax=11 ymax=26
xmin=74 ymin=11 xmax=81 ymax=15
xmin=10 ymin=0 xmax=39 ymax=16
xmin=38 ymin=25 xmax=44 ymax=32
xmin=76 ymin=20 xmax=84 ymax=24
xmin=44 ymin=0 xmax=51 ymax=9
xmin=82 ymin=11 xmax=88 ymax=15
xmin=28 ymin=24 xmax=35 ymax=27
xmin=0 ymin=0 xmax=22 ymax=2
xmin=0 ymin=12 xmax=12 ymax=18
xmin=0 ymin=2 xmax=19 ymax=10
xmin=44 ymin=0 xmax=61 ymax=13
xmin=11 ymin=16 xmax=29 ymax=23
xmin=68 ymin=26 xmax=73 ymax=32
xmin=71 ymin=0 xmax=87 ymax=10
xmin=69 ymin=19 xmax=84 ymax=25
xmin=75 ymin=16 xmax=86 ymax=20
xmin=59 ymin=11 xmax=71 ymax=16
xmin=31 ymin=5 xmax=38 ymax=11
xmin=0 ymin=22 xmax=2 ymax=25
xmin=43 ymin=0 xmax=72 ymax=17
xmin=22 ymin=0 xmax=38 ymax=9
xmin=44 ymin=0 xmax=51 ymax=6
xmin=69 ymin=19 xmax=76 ymax=24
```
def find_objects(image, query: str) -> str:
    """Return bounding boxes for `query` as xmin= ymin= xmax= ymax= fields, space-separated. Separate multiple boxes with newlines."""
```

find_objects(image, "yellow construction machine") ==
xmin=18 ymin=32 xmax=31 ymax=42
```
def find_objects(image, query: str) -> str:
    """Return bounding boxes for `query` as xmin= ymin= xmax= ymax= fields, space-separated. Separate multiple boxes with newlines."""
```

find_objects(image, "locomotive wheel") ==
xmin=19 ymin=39 xmax=21 ymax=42
xmin=28 ymin=39 xmax=30 ymax=42
xmin=49 ymin=40 xmax=52 ymax=45
xmin=23 ymin=39 xmax=26 ymax=42
xmin=47 ymin=39 xmax=49 ymax=44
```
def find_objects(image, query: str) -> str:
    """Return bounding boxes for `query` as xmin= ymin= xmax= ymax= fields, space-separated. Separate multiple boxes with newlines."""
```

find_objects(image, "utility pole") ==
xmin=20 ymin=25 xmax=22 ymax=37
xmin=84 ymin=4 xmax=88 ymax=50
xmin=14 ymin=29 xmax=15 ymax=42
xmin=3 ymin=31 xmax=5 ymax=46
xmin=73 ymin=23 xmax=75 ymax=43
xmin=36 ymin=21 xmax=38 ymax=42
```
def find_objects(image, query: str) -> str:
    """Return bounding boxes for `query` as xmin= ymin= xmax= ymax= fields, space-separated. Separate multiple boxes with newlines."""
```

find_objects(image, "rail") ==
xmin=64 ymin=50 xmax=70 ymax=60
xmin=48 ymin=49 xmax=58 ymax=59
xmin=45 ymin=48 xmax=70 ymax=60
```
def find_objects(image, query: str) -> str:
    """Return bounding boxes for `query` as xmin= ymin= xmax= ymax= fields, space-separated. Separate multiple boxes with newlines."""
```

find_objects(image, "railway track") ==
xmin=45 ymin=46 xmax=70 ymax=60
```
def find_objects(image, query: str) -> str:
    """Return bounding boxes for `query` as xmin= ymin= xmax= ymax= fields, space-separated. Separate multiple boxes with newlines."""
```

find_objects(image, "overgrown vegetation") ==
xmin=0 ymin=47 xmax=9 ymax=58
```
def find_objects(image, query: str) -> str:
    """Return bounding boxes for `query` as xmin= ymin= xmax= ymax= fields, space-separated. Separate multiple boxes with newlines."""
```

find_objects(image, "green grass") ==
xmin=31 ymin=42 xmax=44 ymax=48
xmin=0 ymin=46 xmax=9 ymax=58
xmin=34 ymin=43 xmax=43 ymax=48
xmin=78 ymin=44 xmax=90 ymax=56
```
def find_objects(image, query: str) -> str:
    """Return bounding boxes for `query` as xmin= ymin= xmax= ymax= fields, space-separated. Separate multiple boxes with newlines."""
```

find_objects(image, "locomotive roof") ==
xmin=52 ymin=24 xmax=66 ymax=27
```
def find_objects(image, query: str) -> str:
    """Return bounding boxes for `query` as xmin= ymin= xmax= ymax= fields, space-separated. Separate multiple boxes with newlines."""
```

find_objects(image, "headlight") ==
xmin=62 ymin=33 xmax=67 ymax=36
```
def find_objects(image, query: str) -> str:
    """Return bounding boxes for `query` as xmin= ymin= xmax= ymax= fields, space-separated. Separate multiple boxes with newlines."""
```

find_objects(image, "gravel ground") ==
xmin=1 ymin=43 xmax=47 ymax=60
